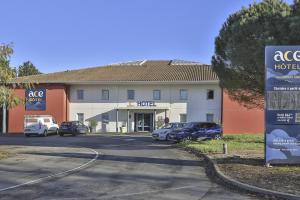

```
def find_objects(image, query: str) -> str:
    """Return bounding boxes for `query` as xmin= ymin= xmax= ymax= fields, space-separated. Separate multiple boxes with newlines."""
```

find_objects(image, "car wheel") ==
xmin=72 ymin=132 xmax=76 ymax=136
xmin=43 ymin=130 xmax=48 ymax=137
xmin=59 ymin=133 xmax=64 ymax=136
xmin=25 ymin=134 xmax=29 ymax=137
xmin=214 ymin=134 xmax=221 ymax=140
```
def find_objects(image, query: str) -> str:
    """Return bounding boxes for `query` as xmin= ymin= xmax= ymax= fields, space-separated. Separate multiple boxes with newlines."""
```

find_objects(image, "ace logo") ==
xmin=28 ymin=90 xmax=44 ymax=98
xmin=274 ymin=50 xmax=300 ymax=62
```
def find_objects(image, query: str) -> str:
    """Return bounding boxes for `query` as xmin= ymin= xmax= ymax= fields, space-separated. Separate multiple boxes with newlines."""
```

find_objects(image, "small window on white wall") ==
xmin=206 ymin=113 xmax=214 ymax=122
xmin=207 ymin=90 xmax=214 ymax=100
xmin=153 ymin=90 xmax=161 ymax=100
xmin=77 ymin=113 xmax=84 ymax=123
xmin=180 ymin=114 xmax=187 ymax=123
xmin=180 ymin=89 xmax=188 ymax=100
xmin=127 ymin=90 xmax=135 ymax=100
xmin=102 ymin=90 xmax=109 ymax=100
xmin=77 ymin=89 xmax=84 ymax=100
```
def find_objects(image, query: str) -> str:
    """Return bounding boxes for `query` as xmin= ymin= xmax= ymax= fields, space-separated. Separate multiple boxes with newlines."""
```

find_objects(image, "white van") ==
xmin=24 ymin=115 xmax=59 ymax=137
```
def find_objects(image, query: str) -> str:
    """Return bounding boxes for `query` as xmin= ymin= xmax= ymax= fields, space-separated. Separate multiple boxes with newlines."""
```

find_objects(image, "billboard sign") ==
xmin=265 ymin=46 xmax=300 ymax=164
xmin=25 ymin=88 xmax=46 ymax=111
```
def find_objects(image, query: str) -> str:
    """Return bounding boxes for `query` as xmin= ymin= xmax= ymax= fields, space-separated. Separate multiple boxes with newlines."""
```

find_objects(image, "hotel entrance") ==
xmin=134 ymin=113 xmax=153 ymax=132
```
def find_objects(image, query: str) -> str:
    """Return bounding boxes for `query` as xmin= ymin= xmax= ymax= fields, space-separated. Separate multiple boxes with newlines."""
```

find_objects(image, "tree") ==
xmin=18 ymin=61 xmax=41 ymax=77
xmin=212 ymin=0 xmax=294 ymax=109
xmin=0 ymin=44 xmax=21 ymax=109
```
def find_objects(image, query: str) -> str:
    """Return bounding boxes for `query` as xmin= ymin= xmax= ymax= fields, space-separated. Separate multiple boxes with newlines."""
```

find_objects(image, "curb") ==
xmin=184 ymin=147 xmax=300 ymax=200
xmin=0 ymin=146 xmax=100 ymax=192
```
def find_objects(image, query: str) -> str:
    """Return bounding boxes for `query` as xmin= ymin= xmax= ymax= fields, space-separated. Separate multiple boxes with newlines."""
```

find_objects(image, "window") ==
xmin=77 ymin=113 xmax=84 ymax=123
xmin=207 ymin=90 xmax=214 ymax=100
xmin=180 ymin=114 xmax=187 ymax=123
xmin=77 ymin=89 xmax=84 ymax=100
xmin=180 ymin=89 xmax=188 ymax=100
xmin=102 ymin=89 xmax=109 ymax=100
xmin=127 ymin=90 xmax=135 ymax=100
xmin=206 ymin=113 xmax=214 ymax=122
xmin=44 ymin=118 xmax=50 ymax=123
xmin=102 ymin=113 xmax=109 ymax=124
xmin=153 ymin=90 xmax=161 ymax=100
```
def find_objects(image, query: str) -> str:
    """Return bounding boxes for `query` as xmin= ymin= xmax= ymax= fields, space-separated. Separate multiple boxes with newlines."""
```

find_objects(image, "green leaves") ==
xmin=18 ymin=61 xmax=41 ymax=77
xmin=212 ymin=0 xmax=297 ymax=109
xmin=0 ymin=44 xmax=31 ymax=108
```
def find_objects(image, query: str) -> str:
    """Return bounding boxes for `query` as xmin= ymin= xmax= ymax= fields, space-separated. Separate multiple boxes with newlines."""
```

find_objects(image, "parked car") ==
xmin=58 ymin=121 xmax=89 ymax=136
xmin=152 ymin=122 xmax=185 ymax=141
xmin=190 ymin=123 xmax=222 ymax=140
xmin=169 ymin=122 xmax=221 ymax=142
xmin=24 ymin=115 xmax=59 ymax=137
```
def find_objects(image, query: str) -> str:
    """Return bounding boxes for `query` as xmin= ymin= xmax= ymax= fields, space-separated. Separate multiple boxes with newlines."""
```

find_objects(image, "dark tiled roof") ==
xmin=12 ymin=60 xmax=219 ymax=83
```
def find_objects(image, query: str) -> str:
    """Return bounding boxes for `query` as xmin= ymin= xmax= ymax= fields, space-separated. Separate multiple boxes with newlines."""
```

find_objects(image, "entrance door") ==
xmin=135 ymin=113 xmax=153 ymax=132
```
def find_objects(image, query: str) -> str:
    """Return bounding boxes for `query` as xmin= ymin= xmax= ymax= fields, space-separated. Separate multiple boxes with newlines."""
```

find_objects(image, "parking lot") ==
xmin=0 ymin=134 xmax=260 ymax=200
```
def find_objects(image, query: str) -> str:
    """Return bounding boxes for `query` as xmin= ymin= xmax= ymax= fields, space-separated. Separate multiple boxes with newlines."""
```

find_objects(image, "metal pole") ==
xmin=153 ymin=109 xmax=156 ymax=131
xmin=116 ymin=109 xmax=119 ymax=133
xmin=127 ymin=109 xmax=130 ymax=133
xmin=2 ymin=103 xmax=6 ymax=134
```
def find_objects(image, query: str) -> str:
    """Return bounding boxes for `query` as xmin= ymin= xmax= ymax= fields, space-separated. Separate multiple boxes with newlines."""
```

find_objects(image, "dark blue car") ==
xmin=58 ymin=121 xmax=89 ymax=136
xmin=191 ymin=123 xmax=222 ymax=140
xmin=169 ymin=122 xmax=222 ymax=142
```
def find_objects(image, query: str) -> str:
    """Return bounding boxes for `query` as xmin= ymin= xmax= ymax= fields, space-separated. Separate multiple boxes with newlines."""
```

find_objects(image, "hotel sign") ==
xmin=265 ymin=46 xmax=300 ymax=164
xmin=25 ymin=88 xmax=46 ymax=111
xmin=136 ymin=101 xmax=156 ymax=107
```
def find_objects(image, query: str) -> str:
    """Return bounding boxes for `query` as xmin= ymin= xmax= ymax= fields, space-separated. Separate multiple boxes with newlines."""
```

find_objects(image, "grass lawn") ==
xmin=179 ymin=134 xmax=264 ymax=155
xmin=179 ymin=134 xmax=300 ymax=195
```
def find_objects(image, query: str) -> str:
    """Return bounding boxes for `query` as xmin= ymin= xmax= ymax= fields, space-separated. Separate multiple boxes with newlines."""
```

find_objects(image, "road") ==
xmin=0 ymin=134 xmax=261 ymax=200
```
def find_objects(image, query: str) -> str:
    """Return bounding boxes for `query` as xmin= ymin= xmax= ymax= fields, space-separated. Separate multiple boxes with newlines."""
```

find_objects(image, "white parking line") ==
xmin=0 ymin=147 xmax=99 ymax=192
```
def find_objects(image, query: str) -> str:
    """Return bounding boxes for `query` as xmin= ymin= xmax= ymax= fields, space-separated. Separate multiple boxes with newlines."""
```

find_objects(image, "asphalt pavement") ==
xmin=0 ymin=134 xmax=261 ymax=200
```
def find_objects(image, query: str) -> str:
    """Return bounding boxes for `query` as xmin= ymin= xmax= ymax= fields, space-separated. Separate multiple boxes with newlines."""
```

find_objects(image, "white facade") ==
xmin=69 ymin=83 xmax=221 ymax=133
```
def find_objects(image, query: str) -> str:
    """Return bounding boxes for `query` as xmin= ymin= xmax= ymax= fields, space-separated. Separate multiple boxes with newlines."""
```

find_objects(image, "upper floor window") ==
xmin=102 ymin=89 xmax=109 ymax=100
xmin=180 ymin=89 xmax=188 ymax=100
xmin=207 ymin=90 xmax=214 ymax=100
xmin=127 ymin=90 xmax=135 ymax=100
xmin=77 ymin=89 xmax=84 ymax=100
xmin=153 ymin=90 xmax=161 ymax=100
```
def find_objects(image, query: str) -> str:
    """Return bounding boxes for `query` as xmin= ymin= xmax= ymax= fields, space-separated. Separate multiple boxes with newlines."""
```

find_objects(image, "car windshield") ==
xmin=183 ymin=123 xmax=196 ymax=128
xmin=61 ymin=122 xmax=72 ymax=126
xmin=161 ymin=124 xmax=173 ymax=129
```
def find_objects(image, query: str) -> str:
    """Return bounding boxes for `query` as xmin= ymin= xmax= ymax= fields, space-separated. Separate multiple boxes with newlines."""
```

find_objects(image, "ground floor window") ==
xmin=102 ymin=113 xmax=109 ymax=124
xmin=77 ymin=113 xmax=84 ymax=123
xmin=206 ymin=113 xmax=214 ymax=122
xmin=180 ymin=114 xmax=187 ymax=123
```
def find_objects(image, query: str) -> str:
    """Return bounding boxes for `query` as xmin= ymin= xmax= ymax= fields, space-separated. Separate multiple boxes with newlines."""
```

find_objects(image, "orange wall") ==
xmin=222 ymin=92 xmax=264 ymax=134
xmin=8 ymin=84 xmax=68 ymax=133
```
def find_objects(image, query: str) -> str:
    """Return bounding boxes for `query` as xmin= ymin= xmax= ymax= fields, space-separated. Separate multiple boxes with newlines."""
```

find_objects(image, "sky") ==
xmin=0 ymin=0 xmax=294 ymax=73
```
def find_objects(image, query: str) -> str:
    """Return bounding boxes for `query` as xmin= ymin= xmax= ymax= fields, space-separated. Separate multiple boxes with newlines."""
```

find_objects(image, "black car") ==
xmin=58 ymin=121 xmax=89 ymax=136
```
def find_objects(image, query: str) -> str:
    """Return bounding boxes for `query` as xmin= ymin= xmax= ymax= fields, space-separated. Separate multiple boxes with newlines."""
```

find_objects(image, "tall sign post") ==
xmin=265 ymin=46 xmax=300 ymax=164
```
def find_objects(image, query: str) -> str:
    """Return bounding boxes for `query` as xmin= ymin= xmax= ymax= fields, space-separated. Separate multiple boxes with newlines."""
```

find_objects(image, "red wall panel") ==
xmin=222 ymin=92 xmax=264 ymax=134
xmin=8 ymin=84 xmax=68 ymax=133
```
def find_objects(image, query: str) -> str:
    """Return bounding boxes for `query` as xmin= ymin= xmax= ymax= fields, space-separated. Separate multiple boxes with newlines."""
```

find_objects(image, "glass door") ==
xmin=134 ymin=113 xmax=153 ymax=132
xmin=137 ymin=113 xmax=144 ymax=132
